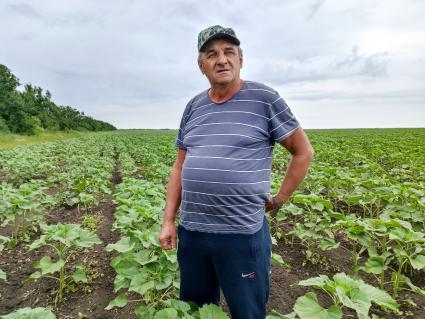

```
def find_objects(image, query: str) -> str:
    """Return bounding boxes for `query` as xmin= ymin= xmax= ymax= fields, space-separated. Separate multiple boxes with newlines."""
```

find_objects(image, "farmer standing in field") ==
xmin=159 ymin=25 xmax=314 ymax=319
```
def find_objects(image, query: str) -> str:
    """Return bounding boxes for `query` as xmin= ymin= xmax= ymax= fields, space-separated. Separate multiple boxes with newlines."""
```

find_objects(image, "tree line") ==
xmin=0 ymin=64 xmax=116 ymax=134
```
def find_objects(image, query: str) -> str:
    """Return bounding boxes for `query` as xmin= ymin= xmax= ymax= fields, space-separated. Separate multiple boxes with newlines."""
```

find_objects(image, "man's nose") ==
xmin=217 ymin=51 xmax=228 ymax=64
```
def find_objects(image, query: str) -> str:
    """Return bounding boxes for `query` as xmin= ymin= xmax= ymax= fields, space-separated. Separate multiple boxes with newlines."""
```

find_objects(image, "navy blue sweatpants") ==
xmin=177 ymin=217 xmax=272 ymax=319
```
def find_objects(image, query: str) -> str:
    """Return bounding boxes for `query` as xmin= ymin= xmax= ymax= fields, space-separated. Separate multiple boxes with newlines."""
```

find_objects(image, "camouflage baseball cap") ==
xmin=198 ymin=25 xmax=240 ymax=51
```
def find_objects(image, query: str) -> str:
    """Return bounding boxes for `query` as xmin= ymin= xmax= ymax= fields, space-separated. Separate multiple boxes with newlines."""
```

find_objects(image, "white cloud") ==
xmin=0 ymin=0 xmax=424 ymax=129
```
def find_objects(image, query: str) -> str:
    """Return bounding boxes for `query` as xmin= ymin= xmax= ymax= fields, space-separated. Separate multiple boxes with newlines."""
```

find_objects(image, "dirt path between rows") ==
xmin=1 ymin=153 xmax=424 ymax=318
xmin=0 ymin=154 xmax=134 ymax=319
xmin=267 ymin=237 xmax=425 ymax=318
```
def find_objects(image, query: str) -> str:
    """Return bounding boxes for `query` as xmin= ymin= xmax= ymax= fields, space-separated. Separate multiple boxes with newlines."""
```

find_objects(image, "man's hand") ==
xmin=265 ymin=194 xmax=288 ymax=216
xmin=159 ymin=149 xmax=186 ymax=250
xmin=159 ymin=221 xmax=177 ymax=250
xmin=266 ymin=128 xmax=313 ymax=217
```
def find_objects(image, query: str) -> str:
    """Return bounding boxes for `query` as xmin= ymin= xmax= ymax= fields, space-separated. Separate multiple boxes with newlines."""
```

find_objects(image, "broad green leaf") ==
xmin=392 ymin=247 xmax=409 ymax=259
xmin=49 ymin=224 xmax=80 ymax=245
xmin=336 ymin=287 xmax=371 ymax=318
xmin=129 ymin=273 xmax=155 ymax=295
xmin=173 ymin=279 xmax=180 ymax=289
xmin=311 ymin=202 xmax=324 ymax=211
xmin=361 ymin=256 xmax=387 ymax=274
xmin=135 ymin=304 xmax=156 ymax=319
xmin=294 ymin=292 xmax=342 ymax=319
xmin=0 ymin=307 xmax=56 ymax=319
xmin=71 ymin=265 xmax=88 ymax=283
xmin=399 ymin=274 xmax=425 ymax=297
xmin=199 ymin=304 xmax=230 ymax=319
xmin=106 ymin=237 xmax=134 ymax=253
xmin=155 ymin=274 xmax=173 ymax=290
xmin=266 ymin=310 xmax=297 ymax=319
xmin=163 ymin=250 xmax=177 ymax=263
xmin=29 ymin=271 xmax=42 ymax=280
xmin=409 ymin=255 xmax=425 ymax=270
xmin=75 ymin=230 xmax=101 ymax=247
xmin=360 ymin=283 xmax=399 ymax=311
xmin=271 ymin=253 xmax=291 ymax=269
xmin=27 ymin=235 xmax=46 ymax=251
xmin=113 ymin=274 xmax=131 ymax=292
xmin=319 ymin=238 xmax=340 ymax=251
xmin=18 ymin=201 xmax=39 ymax=210
xmin=164 ymin=299 xmax=191 ymax=312
xmin=105 ymin=294 xmax=128 ymax=310
xmin=0 ymin=235 xmax=9 ymax=252
xmin=35 ymin=256 xmax=64 ymax=275
xmin=133 ymin=250 xmax=158 ymax=265
xmin=333 ymin=272 xmax=358 ymax=287
xmin=154 ymin=308 xmax=178 ymax=319
xmin=0 ymin=268 xmax=6 ymax=281
xmin=111 ymin=255 xmax=140 ymax=277
xmin=298 ymin=275 xmax=330 ymax=288
xmin=393 ymin=218 xmax=412 ymax=231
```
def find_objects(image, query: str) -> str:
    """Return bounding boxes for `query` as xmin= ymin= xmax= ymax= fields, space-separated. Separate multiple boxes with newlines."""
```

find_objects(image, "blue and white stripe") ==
xmin=176 ymin=81 xmax=300 ymax=234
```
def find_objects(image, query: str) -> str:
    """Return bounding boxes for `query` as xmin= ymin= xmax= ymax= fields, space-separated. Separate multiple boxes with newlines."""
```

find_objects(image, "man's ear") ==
xmin=198 ymin=60 xmax=205 ymax=75
xmin=239 ymin=52 xmax=243 ymax=69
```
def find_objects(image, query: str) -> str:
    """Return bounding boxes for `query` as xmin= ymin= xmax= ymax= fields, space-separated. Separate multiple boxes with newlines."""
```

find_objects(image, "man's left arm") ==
xmin=266 ymin=128 xmax=314 ymax=212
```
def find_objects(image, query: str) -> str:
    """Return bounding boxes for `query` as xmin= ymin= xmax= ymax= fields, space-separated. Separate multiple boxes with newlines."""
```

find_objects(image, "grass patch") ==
xmin=81 ymin=213 xmax=101 ymax=232
xmin=0 ymin=131 xmax=90 ymax=149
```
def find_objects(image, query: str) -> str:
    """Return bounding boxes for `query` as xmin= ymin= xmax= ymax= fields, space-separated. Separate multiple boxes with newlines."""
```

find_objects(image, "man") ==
xmin=159 ymin=25 xmax=313 ymax=319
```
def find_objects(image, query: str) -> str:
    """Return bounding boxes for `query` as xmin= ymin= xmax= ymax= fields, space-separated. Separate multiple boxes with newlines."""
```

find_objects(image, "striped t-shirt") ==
xmin=176 ymin=80 xmax=300 ymax=234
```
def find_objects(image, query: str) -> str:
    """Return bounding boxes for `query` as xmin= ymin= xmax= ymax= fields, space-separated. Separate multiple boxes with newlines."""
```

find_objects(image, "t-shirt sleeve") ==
xmin=175 ymin=101 xmax=192 ymax=149
xmin=268 ymin=94 xmax=301 ymax=143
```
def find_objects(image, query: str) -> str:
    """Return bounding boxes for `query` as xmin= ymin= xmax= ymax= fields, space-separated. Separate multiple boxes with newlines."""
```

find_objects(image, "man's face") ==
xmin=198 ymin=39 xmax=243 ymax=86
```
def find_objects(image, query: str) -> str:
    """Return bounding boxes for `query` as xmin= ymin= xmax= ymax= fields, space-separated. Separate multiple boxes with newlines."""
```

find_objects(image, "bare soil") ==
xmin=1 ymin=158 xmax=424 ymax=318
xmin=268 ymin=238 xmax=425 ymax=318
xmin=0 ymin=155 xmax=134 ymax=319
xmin=1 ymin=221 xmax=424 ymax=318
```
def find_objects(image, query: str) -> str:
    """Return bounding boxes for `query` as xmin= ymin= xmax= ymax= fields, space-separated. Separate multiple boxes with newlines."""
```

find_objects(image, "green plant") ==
xmin=27 ymin=223 xmax=101 ymax=302
xmin=81 ymin=213 xmax=99 ymax=231
xmin=0 ymin=268 xmax=6 ymax=281
xmin=296 ymin=272 xmax=399 ymax=319
xmin=136 ymin=300 xmax=230 ymax=319
xmin=333 ymin=215 xmax=425 ymax=298
xmin=0 ymin=235 xmax=8 ymax=251
xmin=266 ymin=310 xmax=297 ymax=319
xmin=0 ymin=182 xmax=46 ymax=246
xmin=388 ymin=226 xmax=425 ymax=298
xmin=0 ymin=307 xmax=56 ymax=319
xmin=271 ymin=253 xmax=292 ymax=270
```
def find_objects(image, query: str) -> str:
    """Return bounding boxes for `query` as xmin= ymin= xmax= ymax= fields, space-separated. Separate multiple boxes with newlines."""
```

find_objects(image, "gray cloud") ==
xmin=332 ymin=46 xmax=389 ymax=77
xmin=287 ymin=89 xmax=425 ymax=102
xmin=8 ymin=3 xmax=43 ymax=19
xmin=1 ymin=0 xmax=424 ymax=129
xmin=251 ymin=46 xmax=390 ymax=86
xmin=8 ymin=2 xmax=99 ymax=28
xmin=49 ymin=60 xmax=204 ymax=108
xmin=16 ymin=32 xmax=38 ymax=41
xmin=308 ymin=0 xmax=326 ymax=19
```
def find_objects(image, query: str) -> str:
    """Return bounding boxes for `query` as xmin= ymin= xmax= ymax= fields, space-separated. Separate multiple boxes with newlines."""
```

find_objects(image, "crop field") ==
xmin=0 ymin=128 xmax=424 ymax=319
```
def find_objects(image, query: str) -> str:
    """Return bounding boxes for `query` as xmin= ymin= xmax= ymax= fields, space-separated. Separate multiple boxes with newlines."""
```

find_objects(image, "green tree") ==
xmin=0 ymin=64 xmax=116 ymax=134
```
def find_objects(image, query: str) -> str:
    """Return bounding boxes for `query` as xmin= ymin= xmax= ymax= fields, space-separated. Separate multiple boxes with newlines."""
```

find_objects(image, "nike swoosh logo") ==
xmin=241 ymin=272 xmax=255 ymax=278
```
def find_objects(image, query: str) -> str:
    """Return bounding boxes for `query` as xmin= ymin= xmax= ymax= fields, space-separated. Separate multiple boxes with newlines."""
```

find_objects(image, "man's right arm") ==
xmin=158 ymin=148 xmax=187 ymax=250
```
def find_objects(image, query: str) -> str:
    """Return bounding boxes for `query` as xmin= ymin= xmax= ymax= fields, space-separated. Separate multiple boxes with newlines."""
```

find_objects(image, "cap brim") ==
xmin=199 ymin=33 xmax=240 ymax=51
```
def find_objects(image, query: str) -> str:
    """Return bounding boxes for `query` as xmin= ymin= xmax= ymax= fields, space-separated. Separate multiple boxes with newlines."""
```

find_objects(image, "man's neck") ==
xmin=209 ymin=79 xmax=243 ymax=104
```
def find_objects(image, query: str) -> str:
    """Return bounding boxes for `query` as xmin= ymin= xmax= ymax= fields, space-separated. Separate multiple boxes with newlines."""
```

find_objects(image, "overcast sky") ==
xmin=1 ymin=0 xmax=424 ymax=129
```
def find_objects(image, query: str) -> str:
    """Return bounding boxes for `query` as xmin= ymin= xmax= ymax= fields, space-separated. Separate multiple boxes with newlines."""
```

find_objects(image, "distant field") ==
xmin=0 ymin=128 xmax=424 ymax=318
xmin=0 ymin=131 xmax=90 ymax=149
